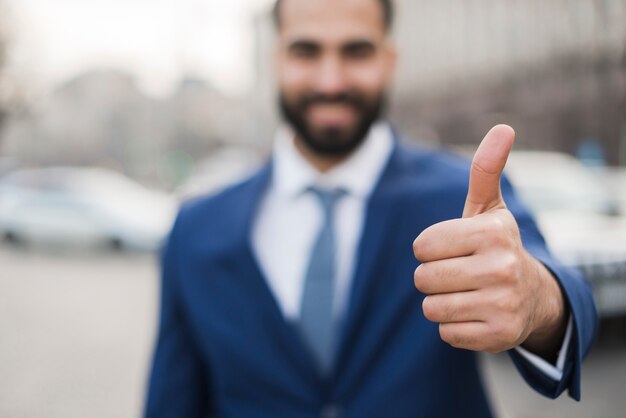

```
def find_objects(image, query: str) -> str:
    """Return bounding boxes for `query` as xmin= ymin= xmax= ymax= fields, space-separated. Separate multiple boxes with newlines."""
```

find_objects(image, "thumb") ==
xmin=463 ymin=124 xmax=515 ymax=218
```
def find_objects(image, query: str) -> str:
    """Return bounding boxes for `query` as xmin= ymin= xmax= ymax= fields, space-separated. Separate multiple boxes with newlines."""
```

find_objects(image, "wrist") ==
xmin=522 ymin=258 xmax=568 ymax=360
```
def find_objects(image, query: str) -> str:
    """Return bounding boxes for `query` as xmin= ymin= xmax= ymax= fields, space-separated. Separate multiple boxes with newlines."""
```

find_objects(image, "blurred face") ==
xmin=276 ymin=0 xmax=396 ymax=157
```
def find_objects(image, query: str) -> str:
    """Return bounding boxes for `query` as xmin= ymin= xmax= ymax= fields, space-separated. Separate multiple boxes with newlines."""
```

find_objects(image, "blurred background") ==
xmin=0 ymin=1 xmax=625 ymax=417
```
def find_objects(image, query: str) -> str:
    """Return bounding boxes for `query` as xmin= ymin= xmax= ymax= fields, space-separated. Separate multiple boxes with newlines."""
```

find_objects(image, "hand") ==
xmin=413 ymin=125 xmax=567 ymax=356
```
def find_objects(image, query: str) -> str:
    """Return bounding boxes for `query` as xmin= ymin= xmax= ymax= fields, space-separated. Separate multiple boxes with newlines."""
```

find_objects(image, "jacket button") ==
xmin=320 ymin=404 xmax=342 ymax=418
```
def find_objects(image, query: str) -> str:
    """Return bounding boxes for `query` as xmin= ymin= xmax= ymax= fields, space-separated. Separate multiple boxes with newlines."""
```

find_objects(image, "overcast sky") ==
xmin=5 ymin=0 xmax=275 ymax=97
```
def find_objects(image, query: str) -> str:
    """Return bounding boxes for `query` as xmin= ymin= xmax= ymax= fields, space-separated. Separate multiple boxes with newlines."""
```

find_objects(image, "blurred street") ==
xmin=0 ymin=0 xmax=624 ymax=416
xmin=0 ymin=245 xmax=624 ymax=418
xmin=0 ymin=246 xmax=158 ymax=418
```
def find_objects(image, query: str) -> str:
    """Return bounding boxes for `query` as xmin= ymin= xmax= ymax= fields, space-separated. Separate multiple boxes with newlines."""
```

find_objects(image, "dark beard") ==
xmin=279 ymin=90 xmax=386 ymax=157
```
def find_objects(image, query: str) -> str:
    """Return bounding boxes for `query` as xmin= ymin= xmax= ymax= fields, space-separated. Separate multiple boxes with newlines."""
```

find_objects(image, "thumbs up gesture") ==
xmin=413 ymin=125 xmax=567 ymax=356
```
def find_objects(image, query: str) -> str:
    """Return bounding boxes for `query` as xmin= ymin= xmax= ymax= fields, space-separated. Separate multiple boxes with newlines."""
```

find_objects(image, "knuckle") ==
xmin=497 ymin=320 xmax=523 ymax=345
xmin=440 ymin=325 xmax=467 ymax=349
xmin=414 ymin=223 xmax=445 ymax=261
xmin=501 ymin=253 xmax=519 ymax=278
xmin=485 ymin=216 xmax=506 ymax=235
xmin=413 ymin=265 xmax=427 ymax=292
xmin=489 ymin=253 xmax=519 ymax=284
xmin=422 ymin=296 xmax=439 ymax=321
xmin=439 ymin=324 xmax=454 ymax=344
xmin=481 ymin=216 xmax=515 ymax=248
xmin=496 ymin=297 xmax=514 ymax=314
xmin=507 ymin=327 xmax=524 ymax=345
xmin=489 ymin=231 xmax=509 ymax=249
xmin=491 ymin=322 xmax=508 ymax=345
xmin=413 ymin=234 xmax=430 ymax=261
xmin=428 ymin=295 xmax=460 ymax=323
xmin=495 ymin=291 xmax=520 ymax=314
xmin=512 ymin=317 xmax=526 ymax=342
xmin=501 ymin=210 xmax=519 ymax=229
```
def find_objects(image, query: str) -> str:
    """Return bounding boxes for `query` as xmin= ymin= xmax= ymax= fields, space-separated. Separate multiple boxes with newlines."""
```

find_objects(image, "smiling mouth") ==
xmin=307 ymin=103 xmax=357 ymax=128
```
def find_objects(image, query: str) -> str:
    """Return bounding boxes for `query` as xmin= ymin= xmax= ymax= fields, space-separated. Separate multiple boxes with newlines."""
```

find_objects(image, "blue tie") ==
xmin=299 ymin=187 xmax=345 ymax=374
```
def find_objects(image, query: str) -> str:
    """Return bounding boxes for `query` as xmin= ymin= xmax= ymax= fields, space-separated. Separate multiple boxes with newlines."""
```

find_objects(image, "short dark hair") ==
xmin=272 ymin=0 xmax=394 ymax=32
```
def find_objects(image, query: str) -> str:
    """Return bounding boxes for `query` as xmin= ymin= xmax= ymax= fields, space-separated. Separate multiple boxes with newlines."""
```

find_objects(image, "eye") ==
xmin=343 ymin=42 xmax=375 ymax=60
xmin=288 ymin=41 xmax=320 ymax=59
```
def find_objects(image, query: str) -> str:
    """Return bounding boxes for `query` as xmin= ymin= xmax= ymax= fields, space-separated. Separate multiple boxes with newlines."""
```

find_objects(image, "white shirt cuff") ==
xmin=513 ymin=315 xmax=573 ymax=381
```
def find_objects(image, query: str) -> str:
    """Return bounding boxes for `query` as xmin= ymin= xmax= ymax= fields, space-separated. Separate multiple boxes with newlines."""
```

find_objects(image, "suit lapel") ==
xmin=334 ymin=143 xmax=409 ymax=376
xmin=231 ymin=162 xmax=323 ymax=388
xmin=229 ymin=140 xmax=414 ymax=390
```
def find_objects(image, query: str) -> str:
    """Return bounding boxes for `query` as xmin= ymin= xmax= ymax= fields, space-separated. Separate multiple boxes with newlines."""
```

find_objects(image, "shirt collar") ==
xmin=271 ymin=121 xmax=395 ymax=200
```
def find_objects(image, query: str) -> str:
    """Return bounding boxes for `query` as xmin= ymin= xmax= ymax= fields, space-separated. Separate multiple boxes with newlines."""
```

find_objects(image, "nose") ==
xmin=314 ymin=55 xmax=347 ymax=96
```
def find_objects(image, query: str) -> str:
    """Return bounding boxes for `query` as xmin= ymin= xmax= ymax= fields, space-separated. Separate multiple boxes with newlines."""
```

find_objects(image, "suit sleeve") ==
xmin=501 ymin=176 xmax=599 ymax=401
xmin=144 ymin=211 xmax=213 ymax=417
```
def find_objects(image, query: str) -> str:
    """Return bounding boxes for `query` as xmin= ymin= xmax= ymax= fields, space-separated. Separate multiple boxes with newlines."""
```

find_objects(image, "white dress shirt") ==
xmin=251 ymin=121 xmax=571 ymax=381
xmin=252 ymin=121 xmax=394 ymax=321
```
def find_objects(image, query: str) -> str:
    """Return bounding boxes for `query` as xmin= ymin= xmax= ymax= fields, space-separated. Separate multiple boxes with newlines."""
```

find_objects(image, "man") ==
xmin=145 ymin=0 xmax=598 ymax=416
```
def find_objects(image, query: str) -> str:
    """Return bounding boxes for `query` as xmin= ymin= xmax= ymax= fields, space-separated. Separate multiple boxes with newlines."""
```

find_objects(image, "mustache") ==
xmin=298 ymin=92 xmax=367 ymax=109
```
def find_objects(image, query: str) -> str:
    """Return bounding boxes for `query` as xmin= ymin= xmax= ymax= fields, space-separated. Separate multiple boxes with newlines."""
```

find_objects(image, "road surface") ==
xmin=0 ymin=245 xmax=624 ymax=418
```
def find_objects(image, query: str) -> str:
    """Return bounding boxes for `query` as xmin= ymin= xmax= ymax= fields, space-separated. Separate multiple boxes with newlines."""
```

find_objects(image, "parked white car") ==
xmin=0 ymin=167 xmax=177 ymax=252
xmin=505 ymin=151 xmax=626 ymax=317
xmin=601 ymin=167 xmax=626 ymax=216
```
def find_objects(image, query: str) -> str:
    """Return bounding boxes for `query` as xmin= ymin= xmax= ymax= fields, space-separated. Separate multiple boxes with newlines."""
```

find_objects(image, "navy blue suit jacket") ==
xmin=145 ymin=141 xmax=597 ymax=418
